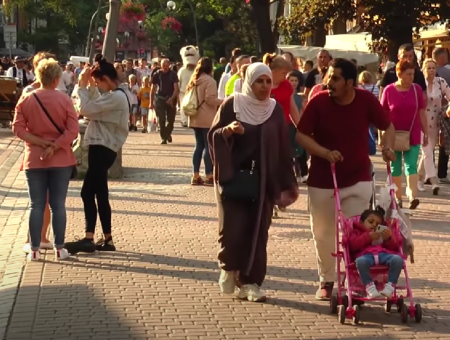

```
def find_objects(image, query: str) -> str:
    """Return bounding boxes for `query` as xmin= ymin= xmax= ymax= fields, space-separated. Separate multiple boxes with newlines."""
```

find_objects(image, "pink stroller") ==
xmin=329 ymin=163 xmax=422 ymax=324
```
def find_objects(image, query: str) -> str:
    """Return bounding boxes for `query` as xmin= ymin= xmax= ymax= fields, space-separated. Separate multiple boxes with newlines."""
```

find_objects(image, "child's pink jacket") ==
xmin=348 ymin=222 xmax=400 ymax=260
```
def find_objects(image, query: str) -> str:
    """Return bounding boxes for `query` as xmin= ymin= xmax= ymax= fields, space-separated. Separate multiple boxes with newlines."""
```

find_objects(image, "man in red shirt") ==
xmin=297 ymin=58 xmax=396 ymax=300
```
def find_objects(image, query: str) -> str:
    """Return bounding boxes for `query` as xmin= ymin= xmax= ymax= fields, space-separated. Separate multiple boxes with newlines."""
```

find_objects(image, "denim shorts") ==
xmin=131 ymin=104 xmax=138 ymax=114
xmin=140 ymin=107 xmax=149 ymax=116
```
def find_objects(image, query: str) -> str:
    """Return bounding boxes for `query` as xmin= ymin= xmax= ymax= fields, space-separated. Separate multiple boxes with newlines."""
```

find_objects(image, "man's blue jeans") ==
xmin=25 ymin=166 xmax=72 ymax=249
xmin=355 ymin=252 xmax=404 ymax=285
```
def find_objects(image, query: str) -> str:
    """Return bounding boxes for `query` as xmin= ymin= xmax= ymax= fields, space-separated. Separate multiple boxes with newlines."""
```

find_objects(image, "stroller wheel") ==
xmin=385 ymin=300 xmax=393 ymax=313
xmin=342 ymin=295 xmax=349 ymax=310
xmin=396 ymin=297 xmax=404 ymax=313
xmin=330 ymin=295 xmax=338 ymax=314
xmin=400 ymin=303 xmax=409 ymax=323
xmin=414 ymin=304 xmax=422 ymax=323
xmin=353 ymin=305 xmax=361 ymax=324
xmin=338 ymin=305 xmax=346 ymax=324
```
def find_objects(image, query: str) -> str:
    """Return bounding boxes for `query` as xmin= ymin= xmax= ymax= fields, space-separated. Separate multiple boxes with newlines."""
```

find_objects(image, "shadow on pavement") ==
xmin=4 ymin=284 xmax=142 ymax=340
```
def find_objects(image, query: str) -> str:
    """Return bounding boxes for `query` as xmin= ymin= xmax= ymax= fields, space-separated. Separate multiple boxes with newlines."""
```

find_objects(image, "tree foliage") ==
xmin=277 ymin=0 xmax=450 ymax=59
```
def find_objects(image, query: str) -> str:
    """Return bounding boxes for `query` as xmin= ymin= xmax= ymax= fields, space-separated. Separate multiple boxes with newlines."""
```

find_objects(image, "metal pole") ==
xmin=86 ymin=0 xmax=105 ymax=57
xmin=9 ymin=32 xmax=12 ymax=59
xmin=103 ymin=0 xmax=121 ymax=63
xmin=186 ymin=0 xmax=199 ymax=48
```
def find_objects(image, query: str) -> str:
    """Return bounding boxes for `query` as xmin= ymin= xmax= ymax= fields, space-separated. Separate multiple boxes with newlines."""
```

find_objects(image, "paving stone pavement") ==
xmin=1 ymin=125 xmax=450 ymax=340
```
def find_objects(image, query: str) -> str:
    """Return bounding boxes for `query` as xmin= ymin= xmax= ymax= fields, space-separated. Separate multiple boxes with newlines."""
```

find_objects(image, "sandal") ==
xmin=191 ymin=176 xmax=204 ymax=186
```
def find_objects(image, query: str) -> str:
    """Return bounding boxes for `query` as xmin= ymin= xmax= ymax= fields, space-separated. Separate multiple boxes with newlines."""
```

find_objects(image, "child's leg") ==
xmin=378 ymin=253 xmax=403 ymax=284
xmin=355 ymin=254 xmax=375 ymax=285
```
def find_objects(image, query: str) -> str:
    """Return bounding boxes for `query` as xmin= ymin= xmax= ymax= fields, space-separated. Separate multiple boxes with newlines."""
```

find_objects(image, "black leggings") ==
xmin=81 ymin=145 xmax=117 ymax=235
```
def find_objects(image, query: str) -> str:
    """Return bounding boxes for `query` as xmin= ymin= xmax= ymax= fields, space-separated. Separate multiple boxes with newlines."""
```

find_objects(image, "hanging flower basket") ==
xmin=161 ymin=17 xmax=182 ymax=34
xmin=135 ymin=31 xmax=147 ymax=40
xmin=121 ymin=1 xmax=146 ymax=21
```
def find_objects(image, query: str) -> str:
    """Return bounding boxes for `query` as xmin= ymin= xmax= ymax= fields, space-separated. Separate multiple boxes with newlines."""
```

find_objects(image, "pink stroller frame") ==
xmin=329 ymin=163 xmax=422 ymax=324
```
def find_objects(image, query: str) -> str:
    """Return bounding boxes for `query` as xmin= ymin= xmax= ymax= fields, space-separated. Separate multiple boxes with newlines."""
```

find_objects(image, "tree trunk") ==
xmin=386 ymin=24 xmax=413 ymax=62
xmin=251 ymin=0 xmax=276 ymax=53
xmin=331 ymin=16 xmax=347 ymax=35
xmin=272 ymin=0 xmax=286 ymax=47
xmin=103 ymin=0 xmax=124 ymax=179
xmin=312 ymin=25 xmax=326 ymax=47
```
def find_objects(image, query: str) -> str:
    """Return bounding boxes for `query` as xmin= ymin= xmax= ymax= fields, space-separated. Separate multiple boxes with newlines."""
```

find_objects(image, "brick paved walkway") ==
xmin=1 ymin=125 xmax=450 ymax=340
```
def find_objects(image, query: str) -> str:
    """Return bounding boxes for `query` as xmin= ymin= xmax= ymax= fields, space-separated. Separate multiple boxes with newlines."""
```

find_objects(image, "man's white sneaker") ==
xmin=27 ymin=250 xmax=40 ymax=261
xmin=219 ymin=270 xmax=236 ymax=294
xmin=55 ymin=248 xmax=70 ymax=260
xmin=237 ymin=284 xmax=267 ymax=302
xmin=380 ymin=282 xmax=395 ymax=298
xmin=366 ymin=282 xmax=382 ymax=298
xmin=417 ymin=181 xmax=425 ymax=192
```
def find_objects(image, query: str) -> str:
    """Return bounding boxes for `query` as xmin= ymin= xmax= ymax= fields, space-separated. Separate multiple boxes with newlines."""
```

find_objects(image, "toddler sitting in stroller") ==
xmin=349 ymin=207 xmax=404 ymax=299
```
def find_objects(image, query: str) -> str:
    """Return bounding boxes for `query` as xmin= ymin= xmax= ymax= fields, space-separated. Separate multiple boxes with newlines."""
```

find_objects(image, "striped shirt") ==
xmin=359 ymin=84 xmax=380 ymax=99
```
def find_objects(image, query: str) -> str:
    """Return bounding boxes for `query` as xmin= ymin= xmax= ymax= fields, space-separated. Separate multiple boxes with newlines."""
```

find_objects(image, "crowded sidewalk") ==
xmin=0 ymin=124 xmax=449 ymax=340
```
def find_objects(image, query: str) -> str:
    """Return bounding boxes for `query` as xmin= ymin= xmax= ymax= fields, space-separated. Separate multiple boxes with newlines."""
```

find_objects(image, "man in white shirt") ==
xmin=218 ymin=55 xmax=238 ymax=100
xmin=136 ymin=58 xmax=152 ymax=83
xmin=6 ymin=56 xmax=34 ymax=86
xmin=62 ymin=62 xmax=75 ymax=95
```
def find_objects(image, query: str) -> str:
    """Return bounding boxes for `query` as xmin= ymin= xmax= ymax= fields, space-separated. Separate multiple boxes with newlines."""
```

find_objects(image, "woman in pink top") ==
xmin=380 ymin=60 xmax=428 ymax=210
xmin=13 ymin=58 xmax=79 ymax=261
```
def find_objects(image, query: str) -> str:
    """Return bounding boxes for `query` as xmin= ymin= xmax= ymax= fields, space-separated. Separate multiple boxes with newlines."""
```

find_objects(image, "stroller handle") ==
xmin=331 ymin=161 xmax=398 ymax=212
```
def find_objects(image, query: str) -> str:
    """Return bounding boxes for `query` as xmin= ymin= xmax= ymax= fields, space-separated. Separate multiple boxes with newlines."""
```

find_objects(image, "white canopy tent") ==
xmin=278 ymin=45 xmax=379 ymax=66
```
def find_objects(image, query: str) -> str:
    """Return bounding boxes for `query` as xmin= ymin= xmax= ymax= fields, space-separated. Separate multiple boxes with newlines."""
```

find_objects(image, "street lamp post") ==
xmin=85 ymin=1 xmax=109 ymax=58
xmin=165 ymin=0 xmax=199 ymax=48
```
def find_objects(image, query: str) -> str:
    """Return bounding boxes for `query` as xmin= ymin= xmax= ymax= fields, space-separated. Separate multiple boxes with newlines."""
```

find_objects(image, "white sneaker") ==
xmin=55 ymin=248 xmax=70 ymax=260
xmin=219 ymin=270 xmax=236 ymax=294
xmin=365 ymin=282 xmax=382 ymax=298
xmin=23 ymin=242 xmax=54 ymax=253
xmin=27 ymin=250 xmax=40 ymax=261
xmin=237 ymin=284 xmax=267 ymax=302
xmin=301 ymin=175 xmax=308 ymax=183
xmin=417 ymin=181 xmax=425 ymax=192
xmin=380 ymin=282 xmax=395 ymax=298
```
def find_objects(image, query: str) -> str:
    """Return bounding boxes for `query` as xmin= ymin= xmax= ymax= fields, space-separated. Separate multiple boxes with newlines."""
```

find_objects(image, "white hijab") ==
xmin=233 ymin=63 xmax=276 ymax=125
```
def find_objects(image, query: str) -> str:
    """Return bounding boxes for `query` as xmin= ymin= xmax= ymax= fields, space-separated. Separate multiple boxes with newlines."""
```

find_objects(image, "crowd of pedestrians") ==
xmin=8 ymin=42 xmax=450 ymax=305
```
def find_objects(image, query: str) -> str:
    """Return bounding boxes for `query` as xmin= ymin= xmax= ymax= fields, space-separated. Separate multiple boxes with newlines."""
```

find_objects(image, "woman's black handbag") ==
xmin=220 ymin=160 xmax=259 ymax=201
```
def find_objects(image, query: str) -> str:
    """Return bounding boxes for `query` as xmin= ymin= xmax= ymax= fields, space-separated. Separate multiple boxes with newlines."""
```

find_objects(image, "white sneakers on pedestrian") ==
xmin=219 ymin=270 xmax=236 ymax=294
xmin=365 ymin=282 xmax=381 ymax=298
xmin=55 ymin=248 xmax=70 ymax=260
xmin=417 ymin=181 xmax=425 ymax=192
xmin=237 ymin=284 xmax=267 ymax=302
xmin=27 ymin=250 xmax=40 ymax=262
xmin=380 ymin=282 xmax=395 ymax=298
xmin=23 ymin=242 xmax=53 ymax=253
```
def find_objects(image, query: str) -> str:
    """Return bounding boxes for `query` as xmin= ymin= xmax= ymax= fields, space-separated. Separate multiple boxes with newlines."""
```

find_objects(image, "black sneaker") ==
xmin=168 ymin=135 xmax=172 ymax=143
xmin=96 ymin=237 xmax=116 ymax=251
xmin=161 ymin=140 xmax=167 ymax=144
xmin=64 ymin=238 xmax=96 ymax=255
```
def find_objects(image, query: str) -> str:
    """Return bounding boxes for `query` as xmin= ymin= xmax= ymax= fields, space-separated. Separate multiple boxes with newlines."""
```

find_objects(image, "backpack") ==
xmin=182 ymin=86 xmax=204 ymax=117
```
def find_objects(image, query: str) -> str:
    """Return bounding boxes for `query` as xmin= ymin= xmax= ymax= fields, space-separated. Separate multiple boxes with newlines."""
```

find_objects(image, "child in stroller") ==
xmin=349 ymin=207 xmax=404 ymax=299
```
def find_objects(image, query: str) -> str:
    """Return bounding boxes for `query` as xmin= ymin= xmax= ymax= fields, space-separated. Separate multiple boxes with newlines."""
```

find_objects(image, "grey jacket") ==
xmin=76 ymin=84 xmax=130 ymax=152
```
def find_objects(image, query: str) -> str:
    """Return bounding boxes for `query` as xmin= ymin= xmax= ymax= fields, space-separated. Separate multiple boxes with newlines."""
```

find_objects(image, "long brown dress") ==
xmin=208 ymin=97 xmax=298 ymax=286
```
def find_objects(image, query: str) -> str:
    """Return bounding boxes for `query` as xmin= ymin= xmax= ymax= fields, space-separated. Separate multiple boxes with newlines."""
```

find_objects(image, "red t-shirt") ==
xmin=271 ymin=79 xmax=293 ymax=123
xmin=297 ymin=88 xmax=391 ymax=189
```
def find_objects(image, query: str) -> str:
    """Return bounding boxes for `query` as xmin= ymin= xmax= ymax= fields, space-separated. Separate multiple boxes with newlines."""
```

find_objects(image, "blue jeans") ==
xmin=192 ymin=128 xmax=213 ymax=174
xmin=355 ymin=252 xmax=404 ymax=285
xmin=25 ymin=166 xmax=72 ymax=249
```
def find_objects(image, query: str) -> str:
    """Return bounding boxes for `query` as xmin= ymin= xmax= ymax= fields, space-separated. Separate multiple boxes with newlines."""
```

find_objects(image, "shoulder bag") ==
xmin=220 ymin=159 xmax=260 ymax=202
xmin=182 ymin=85 xmax=205 ymax=117
xmin=393 ymin=84 xmax=418 ymax=152
xmin=33 ymin=93 xmax=78 ymax=179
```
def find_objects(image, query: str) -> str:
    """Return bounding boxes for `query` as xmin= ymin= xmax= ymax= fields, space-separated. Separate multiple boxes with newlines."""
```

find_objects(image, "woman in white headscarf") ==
xmin=208 ymin=63 xmax=299 ymax=302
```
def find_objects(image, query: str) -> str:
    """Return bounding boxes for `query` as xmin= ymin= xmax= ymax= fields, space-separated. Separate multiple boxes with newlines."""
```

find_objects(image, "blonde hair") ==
xmin=35 ymin=58 xmax=62 ymax=86
xmin=32 ymin=52 xmax=55 ymax=69
xmin=142 ymin=76 xmax=149 ymax=85
xmin=129 ymin=74 xmax=136 ymax=82
xmin=358 ymin=71 xmax=373 ymax=84
xmin=263 ymin=53 xmax=291 ymax=70
xmin=422 ymin=58 xmax=436 ymax=72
